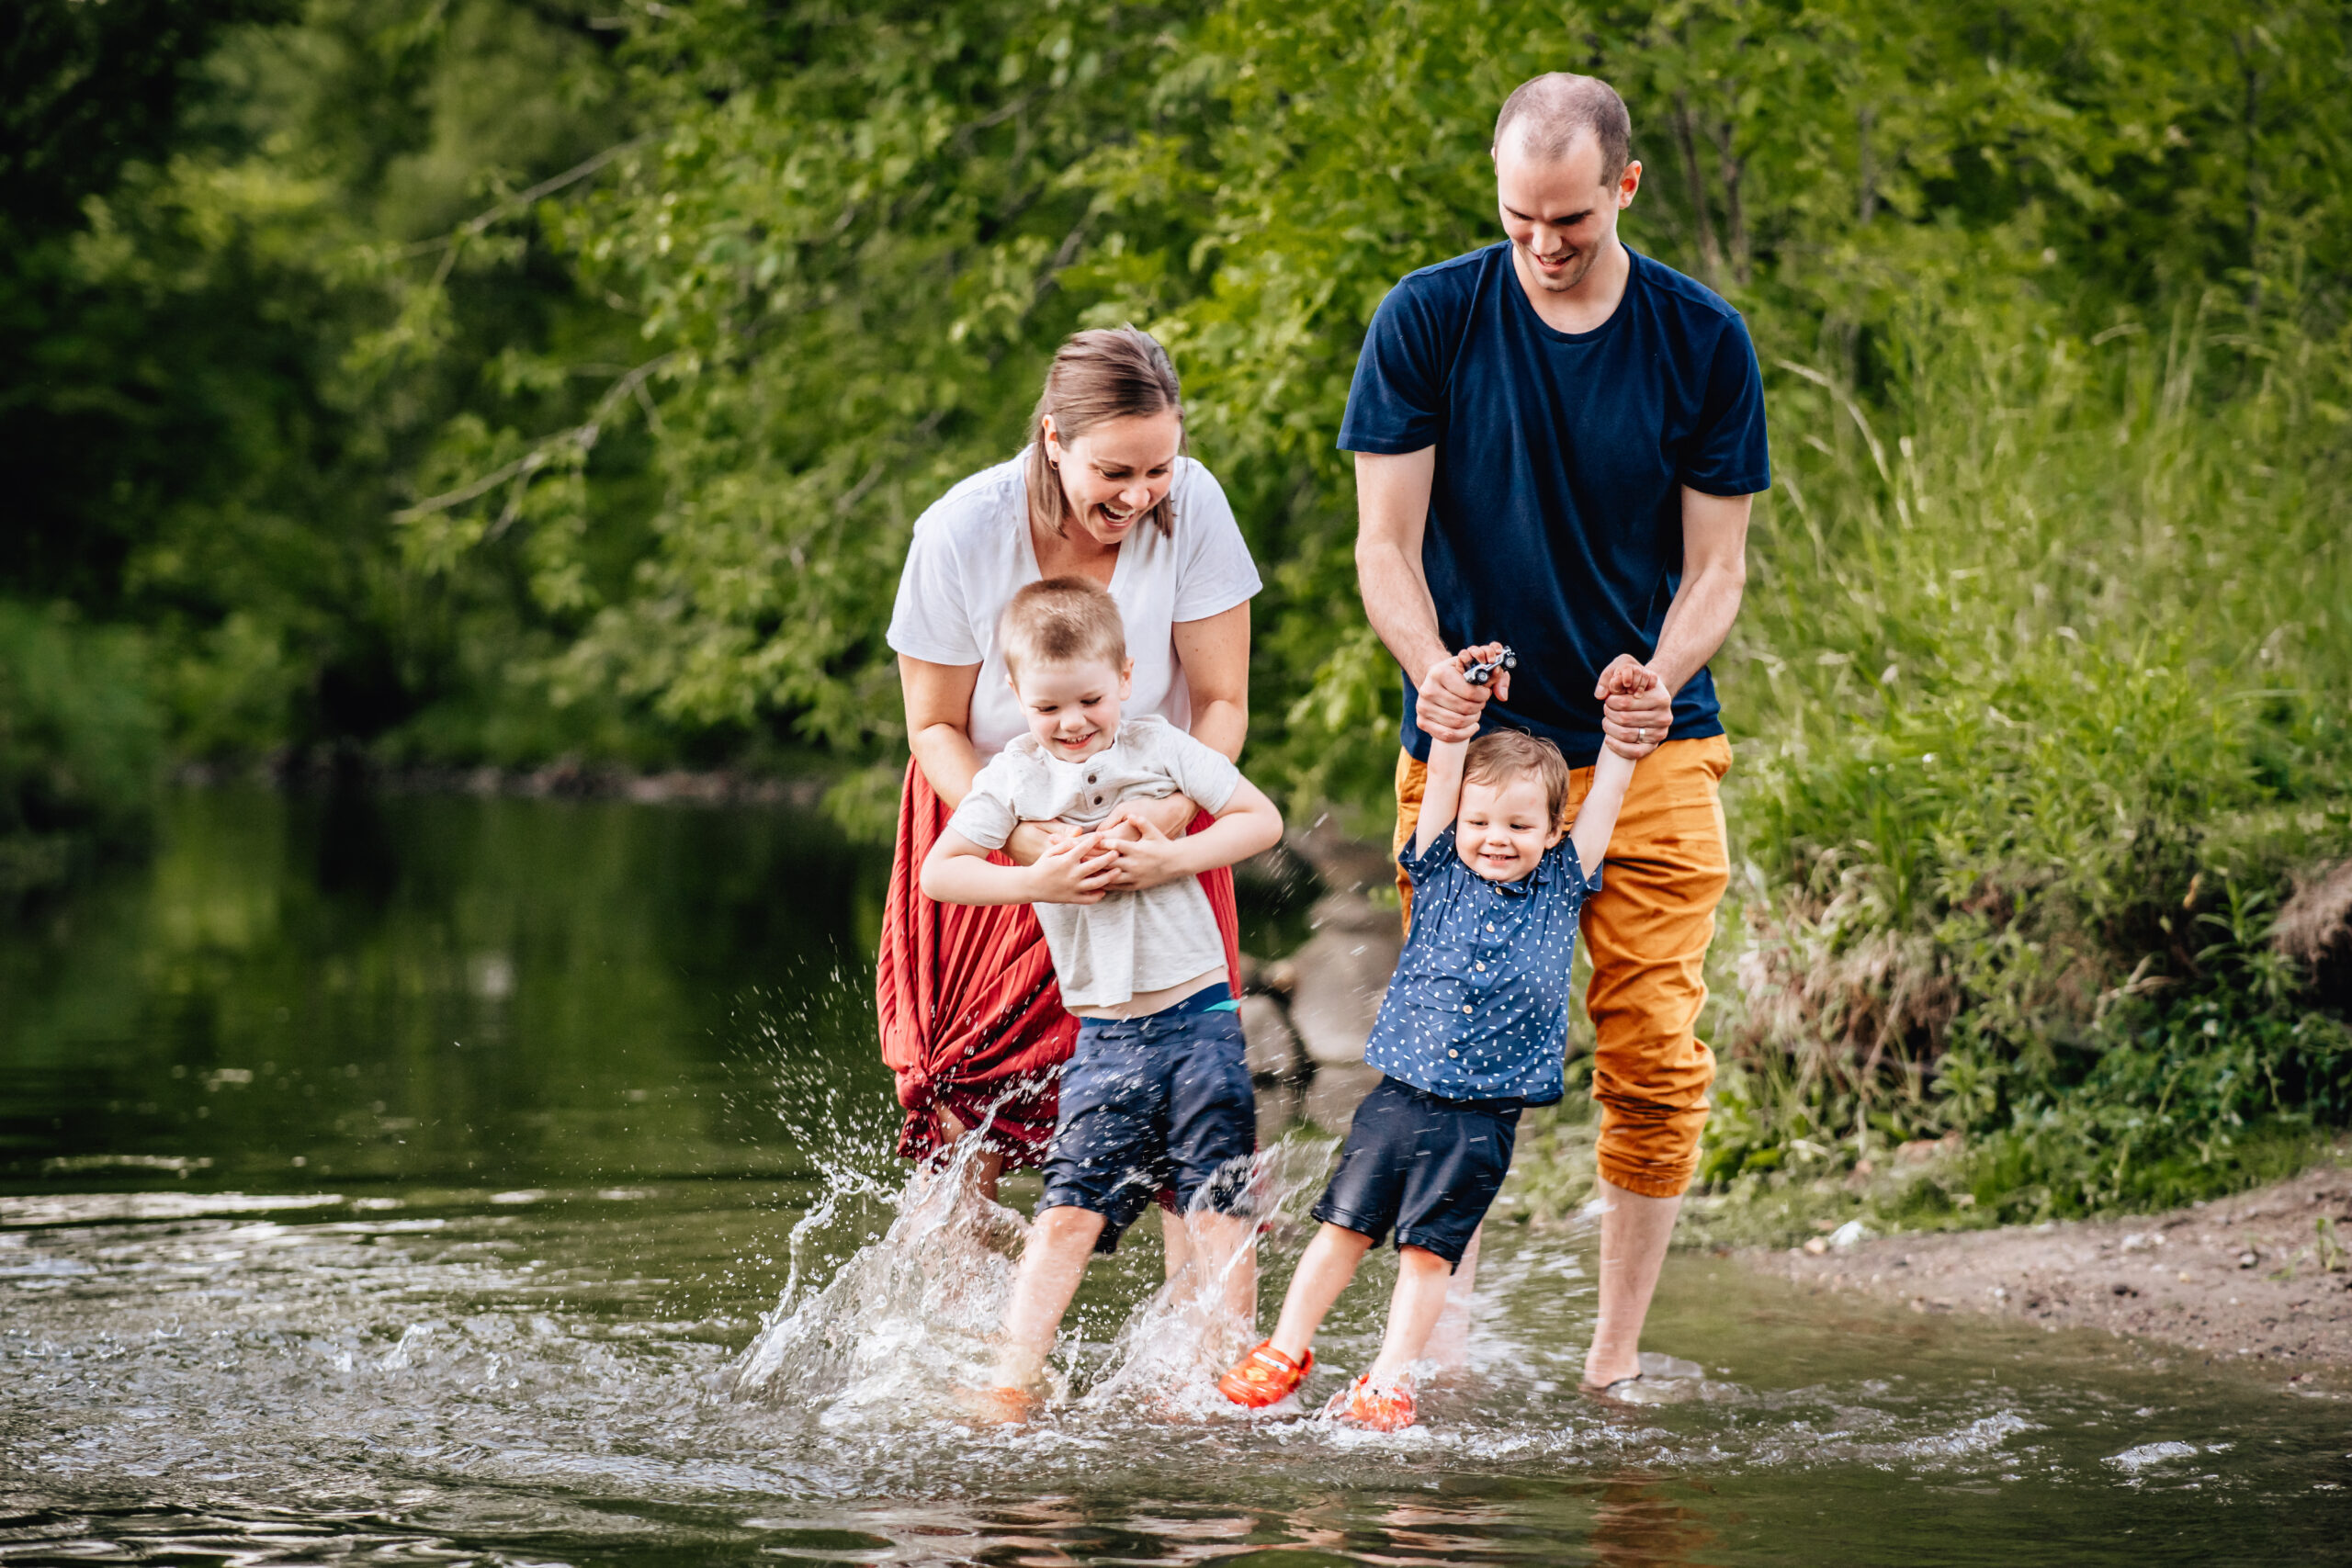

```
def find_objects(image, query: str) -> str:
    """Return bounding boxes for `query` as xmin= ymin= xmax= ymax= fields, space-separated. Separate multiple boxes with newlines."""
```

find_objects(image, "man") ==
xmin=1341 ymin=73 xmax=1766 ymax=1395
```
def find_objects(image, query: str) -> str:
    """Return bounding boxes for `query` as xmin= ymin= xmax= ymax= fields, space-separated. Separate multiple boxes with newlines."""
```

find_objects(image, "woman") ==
xmin=878 ymin=327 xmax=1260 ymax=1201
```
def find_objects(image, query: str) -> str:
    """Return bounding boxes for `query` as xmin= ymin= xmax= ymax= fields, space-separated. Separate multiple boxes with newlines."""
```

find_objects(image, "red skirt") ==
xmin=876 ymin=760 xmax=1243 ymax=1168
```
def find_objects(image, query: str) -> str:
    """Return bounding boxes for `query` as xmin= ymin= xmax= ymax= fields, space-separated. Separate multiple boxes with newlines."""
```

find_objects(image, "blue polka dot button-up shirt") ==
xmin=1362 ymin=823 xmax=1601 ymax=1106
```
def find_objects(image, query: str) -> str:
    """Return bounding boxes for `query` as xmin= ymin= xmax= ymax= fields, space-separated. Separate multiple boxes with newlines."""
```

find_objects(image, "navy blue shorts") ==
xmin=1311 ymin=1076 xmax=1521 ymax=1269
xmin=1040 ymin=987 xmax=1258 ymax=1253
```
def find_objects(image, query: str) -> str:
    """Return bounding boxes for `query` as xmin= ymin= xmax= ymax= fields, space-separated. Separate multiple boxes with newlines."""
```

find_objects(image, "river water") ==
xmin=3 ymin=786 xmax=2347 ymax=1566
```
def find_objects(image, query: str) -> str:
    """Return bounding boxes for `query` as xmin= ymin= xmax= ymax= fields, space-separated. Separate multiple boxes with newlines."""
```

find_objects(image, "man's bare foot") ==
xmin=955 ymin=1384 xmax=1040 ymax=1427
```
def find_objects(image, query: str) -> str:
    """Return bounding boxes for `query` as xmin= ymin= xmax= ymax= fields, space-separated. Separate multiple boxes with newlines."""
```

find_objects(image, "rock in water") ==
xmin=2277 ymin=859 xmax=2352 ymax=1010
xmin=1287 ymin=894 xmax=1402 ymax=1066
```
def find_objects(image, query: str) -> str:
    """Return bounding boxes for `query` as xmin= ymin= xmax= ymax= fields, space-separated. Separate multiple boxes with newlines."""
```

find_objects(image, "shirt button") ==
xmin=1476 ymin=962 xmax=1486 ymax=972
xmin=1448 ymin=1049 xmax=1459 ymax=1058
xmin=1462 ymin=1003 xmax=1473 ymax=1013
xmin=1486 ymin=922 xmax=1495 ymax=932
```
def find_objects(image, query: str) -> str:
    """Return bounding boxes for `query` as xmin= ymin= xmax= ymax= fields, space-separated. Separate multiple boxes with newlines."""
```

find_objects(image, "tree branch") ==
xmin=393 ymin=355 xmax=676 ymax=523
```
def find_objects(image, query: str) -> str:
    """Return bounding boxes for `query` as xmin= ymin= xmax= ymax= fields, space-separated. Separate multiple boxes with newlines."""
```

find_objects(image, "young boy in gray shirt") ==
xmin=922 ymin=576 xmax=1284 ymax=1420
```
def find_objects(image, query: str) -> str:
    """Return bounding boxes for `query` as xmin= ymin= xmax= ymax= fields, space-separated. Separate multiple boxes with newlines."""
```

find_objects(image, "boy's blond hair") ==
xmin=1464 ymin=729 xmax=1574 ymax=826
xmin=1000 ymin=576 xmax=1127 ymax=682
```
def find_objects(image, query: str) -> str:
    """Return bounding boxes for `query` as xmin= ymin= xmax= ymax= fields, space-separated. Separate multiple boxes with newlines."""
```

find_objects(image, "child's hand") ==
xmin=1100 ymin=816 xmax=1201 ymax=892
xmin=1595 ymin=654 xmax=1668 ymax=758
xmin=1025 ymin=832 xmax=1118 ymax=905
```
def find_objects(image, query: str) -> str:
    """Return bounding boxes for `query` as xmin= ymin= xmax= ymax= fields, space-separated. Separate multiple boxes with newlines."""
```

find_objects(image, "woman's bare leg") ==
xmin=935 ymin=1108 xmax=1007 ymax=1204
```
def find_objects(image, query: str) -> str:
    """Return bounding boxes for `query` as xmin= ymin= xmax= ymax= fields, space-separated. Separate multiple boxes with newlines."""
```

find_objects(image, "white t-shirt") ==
xmin=947 ymin=716 xmax=1240 ymax=1009
xmin=886 ymin=450 xmax=1263 ymax=757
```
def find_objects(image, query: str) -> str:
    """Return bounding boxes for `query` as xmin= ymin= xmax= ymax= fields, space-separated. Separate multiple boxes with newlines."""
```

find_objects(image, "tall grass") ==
xmin=1705 ymin=288 xmax=2352 ymax=1220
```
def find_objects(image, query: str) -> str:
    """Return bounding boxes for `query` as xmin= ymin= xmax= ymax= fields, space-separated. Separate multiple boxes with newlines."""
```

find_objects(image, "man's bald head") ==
xmin=1493 ymin=73 xmax=1632 ymax=177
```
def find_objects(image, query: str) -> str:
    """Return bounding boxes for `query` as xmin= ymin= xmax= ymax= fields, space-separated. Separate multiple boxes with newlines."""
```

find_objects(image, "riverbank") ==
xmin=1751 ymin=1155 xmax=2352 ymax=1386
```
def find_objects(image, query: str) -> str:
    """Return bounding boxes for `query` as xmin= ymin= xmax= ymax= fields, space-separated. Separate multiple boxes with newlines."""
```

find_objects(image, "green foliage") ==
xmin=10 ymin=0 xmax=2352 ymax=1212
xmin=0 ymin=604 xmax=164 ymax=903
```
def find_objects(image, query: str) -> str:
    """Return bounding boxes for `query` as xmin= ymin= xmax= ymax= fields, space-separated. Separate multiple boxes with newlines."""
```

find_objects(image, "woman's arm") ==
xmin=1170 ymin=602 xmax=1250 ymax=761
xmin=1099 ymin=602 xmax=1254 ymax=884
xmin=900 ymin=653 xmax=1062 ymax=865
xmin=901 ymin=655 xmax=984 ymax=807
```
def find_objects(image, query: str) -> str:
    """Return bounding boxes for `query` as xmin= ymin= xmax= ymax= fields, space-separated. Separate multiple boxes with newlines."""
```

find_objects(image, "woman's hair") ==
xmin=1463 ymin=729 xmax=1574 ymax=827
xmin=999 ymin=576 xmax=1127 ymax=683
xmin=1025 ymin=327 xmax=1186 ymax=540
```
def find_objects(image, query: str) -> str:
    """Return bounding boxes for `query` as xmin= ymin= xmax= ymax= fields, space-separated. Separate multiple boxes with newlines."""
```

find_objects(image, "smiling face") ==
xmin=1494 ymin=128 xmax=1640 ymax=297
xmin=1012 ymin=655 xmax=1131 ymax=762
xmin=1454 ymin=771 xmax=1566 ymax=882
xmin=1043 ymin=410 xmax=1182 ymax=547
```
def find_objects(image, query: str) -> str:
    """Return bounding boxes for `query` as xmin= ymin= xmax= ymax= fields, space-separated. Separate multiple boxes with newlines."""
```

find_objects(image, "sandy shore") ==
xmin=1750 ymin=1156 xmax=2352 ymax=1386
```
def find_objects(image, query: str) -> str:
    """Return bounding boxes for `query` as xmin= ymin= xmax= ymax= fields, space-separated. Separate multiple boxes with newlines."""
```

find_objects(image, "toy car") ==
xmin=1464 ymin=645 xmax=1518 ymax=686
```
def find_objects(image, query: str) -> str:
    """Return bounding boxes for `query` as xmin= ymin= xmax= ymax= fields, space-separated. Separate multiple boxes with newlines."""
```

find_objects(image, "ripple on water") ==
xmin=4 ymin=1169 xmax=2350 ymax=1565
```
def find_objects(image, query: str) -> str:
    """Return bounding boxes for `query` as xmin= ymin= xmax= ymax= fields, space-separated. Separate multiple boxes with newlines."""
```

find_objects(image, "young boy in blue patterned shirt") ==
xmin=1218 ymin=643 xmax=1646 ymax=1429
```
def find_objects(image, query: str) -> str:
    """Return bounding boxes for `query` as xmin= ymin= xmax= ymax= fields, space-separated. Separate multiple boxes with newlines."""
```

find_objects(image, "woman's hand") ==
xmin=1024 ymin=833 xmax=1118 ymax=905
xmin=1093 ymin=794 xmax=1199 ymax=889
xmin=1002 ymin=819 xmax=1069 ymax=867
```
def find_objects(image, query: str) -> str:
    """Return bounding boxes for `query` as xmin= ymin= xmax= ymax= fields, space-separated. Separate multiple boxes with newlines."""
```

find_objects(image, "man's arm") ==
xmin=1598 ymin=487 xmax=1751 ymax=753
xmin=1353 ymin=449 xmax=1500 ymax=745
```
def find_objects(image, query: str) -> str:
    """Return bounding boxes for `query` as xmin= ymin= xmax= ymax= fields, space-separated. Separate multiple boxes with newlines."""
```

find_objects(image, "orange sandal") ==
xmin=1217 ymin=1340 xmax=1314 ymax=1408
xmin=1323 ymin=1371 xmax=1417 ymax=1432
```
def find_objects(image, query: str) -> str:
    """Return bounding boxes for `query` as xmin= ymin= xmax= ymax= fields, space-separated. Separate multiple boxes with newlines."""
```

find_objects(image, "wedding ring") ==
xmin=1637 ymin=727 xmax=1647 ymax=743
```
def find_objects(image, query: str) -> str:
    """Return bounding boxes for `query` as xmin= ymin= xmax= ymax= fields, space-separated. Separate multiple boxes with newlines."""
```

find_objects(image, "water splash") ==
xmin=727 ymin=1129 xmax=1023 ymax=1417
xmin=727 ymin=1134 xmax=1340 ymax=1425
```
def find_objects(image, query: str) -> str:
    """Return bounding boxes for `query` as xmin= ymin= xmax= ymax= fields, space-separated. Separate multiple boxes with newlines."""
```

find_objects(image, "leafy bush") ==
xmin=1702 ymin=290 xmax=2352 ymax=1209
xmin=0 ymin=604 xmax=164 ymax=902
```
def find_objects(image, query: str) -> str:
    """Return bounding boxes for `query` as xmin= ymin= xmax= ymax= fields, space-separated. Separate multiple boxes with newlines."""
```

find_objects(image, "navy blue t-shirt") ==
xmin=1339 ymin=243 xmax=1770 ymax=764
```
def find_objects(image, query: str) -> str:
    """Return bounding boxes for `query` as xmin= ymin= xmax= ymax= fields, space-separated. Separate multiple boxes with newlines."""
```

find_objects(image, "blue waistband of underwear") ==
xmin=1165 ymin=982 xmax=1237 ymax=1016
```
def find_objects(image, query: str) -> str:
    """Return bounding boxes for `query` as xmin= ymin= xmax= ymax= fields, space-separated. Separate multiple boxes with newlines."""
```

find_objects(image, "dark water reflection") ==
xmin=3 ymin=788 xmax=2348 ymax=1567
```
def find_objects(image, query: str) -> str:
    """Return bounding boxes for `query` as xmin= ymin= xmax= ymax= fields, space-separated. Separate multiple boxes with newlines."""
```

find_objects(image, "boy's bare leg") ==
xmin=1426 ymin=1224 xmax=1481 ymax=1371
xmin=1364 ymin=1246 xmax=1453 ymax=1386
xmin=1581 ymin=1179 xmax=1682 ymax=1389
xmin=991 ymin=1204 xmax=1107 ymax=1390
xmin=1266 ymin=1223 xmax=1374 ymax=1360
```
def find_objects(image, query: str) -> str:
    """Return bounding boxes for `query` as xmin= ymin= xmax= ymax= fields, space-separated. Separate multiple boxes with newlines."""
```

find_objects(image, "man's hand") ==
xmin=1418 ymin=650 xmax=1504 ymax=744
xmin=1024 ymin=833 xmax=1118 ymax=905
xmin=1596 ymin=655 xmax=1671 ymax=759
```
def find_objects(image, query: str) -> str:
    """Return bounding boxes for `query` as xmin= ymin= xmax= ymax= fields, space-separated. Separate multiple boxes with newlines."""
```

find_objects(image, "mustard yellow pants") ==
xmin=1393 ymin=735 xmax=1732 ymax=1198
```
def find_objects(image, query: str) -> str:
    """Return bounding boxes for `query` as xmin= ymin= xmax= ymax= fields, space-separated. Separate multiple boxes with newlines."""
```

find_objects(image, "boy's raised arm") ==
xmin=1412 ymin=642 xmax=1504 ymax=857
xmin=1566 ymin=658 xmax=1660 ymax=873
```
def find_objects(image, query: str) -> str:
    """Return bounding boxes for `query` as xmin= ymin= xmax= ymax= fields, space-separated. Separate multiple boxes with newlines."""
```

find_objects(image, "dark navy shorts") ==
xmin=1040 ymin=986 xmax=1258 ymax=1253
xmin=1312 ymin=1075 xmax=1522 ymax=1269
